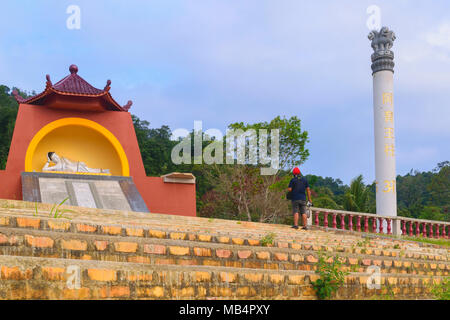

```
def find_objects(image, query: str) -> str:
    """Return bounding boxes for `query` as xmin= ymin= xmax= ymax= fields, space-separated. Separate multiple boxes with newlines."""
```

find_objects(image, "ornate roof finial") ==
xmin=69 ymin=64 xmax=78 ymax=74
xmin=122 ymin=100 xmax=133 ymax=111
xmin=104 ymin=79 xmax=111 ymax=91
xmin=368 ymin=26 xmax=396 ymax=74
xmin=12 ymin=89 xmax=26 ymax=103
xmin=45 ymin=74 xmax=52 ymax=88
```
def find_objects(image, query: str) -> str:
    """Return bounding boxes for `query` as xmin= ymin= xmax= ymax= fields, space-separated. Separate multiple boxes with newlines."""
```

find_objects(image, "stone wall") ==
xmin=0 ymin=199 xmax=448 ymax=299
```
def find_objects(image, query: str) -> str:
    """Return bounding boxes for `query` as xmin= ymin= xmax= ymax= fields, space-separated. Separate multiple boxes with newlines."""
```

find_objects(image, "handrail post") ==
xmin=301 ymin=207 xmax=450 ymax=239
xmin=378 ymin=217 xmax=383 ymax=234
xmin=391 ymin=218 xmax=401 ymax=236
xmin=314 ymin=211 xmax=319 ymax=226
xmin=307 ymin=208 xmax=313 ymax=226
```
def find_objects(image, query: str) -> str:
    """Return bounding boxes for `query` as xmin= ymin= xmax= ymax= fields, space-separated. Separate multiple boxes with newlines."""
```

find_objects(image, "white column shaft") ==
xmin=373 ymin=70 xmax=397 ymax=217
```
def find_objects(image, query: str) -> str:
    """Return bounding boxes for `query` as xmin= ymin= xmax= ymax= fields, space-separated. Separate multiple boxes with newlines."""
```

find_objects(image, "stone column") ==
xmin=368 ymin=27 xmax=398 ymax=233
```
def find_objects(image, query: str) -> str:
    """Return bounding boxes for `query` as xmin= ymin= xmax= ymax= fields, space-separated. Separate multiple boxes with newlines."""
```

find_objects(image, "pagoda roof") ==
xmin=13 ymin=64 xmax=132 ymax=112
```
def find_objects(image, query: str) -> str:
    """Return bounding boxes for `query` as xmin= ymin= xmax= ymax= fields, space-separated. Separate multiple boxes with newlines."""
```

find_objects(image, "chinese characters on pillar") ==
xmin=383 ymin=92 xmax=395 ymax=157
xmin=384 ymin=111 xmax=393 ymax=122
xmin=384 ymin=127 xmax=394 ymax=139
xmin=384 ymin=144 xmax=395 ymax=156
xmin=382 ymin=180 xmax=395 ymax=193
xmin=382 ymin=92 xmax=393 ymax=105
xmin=376 ymin=93 xmax=396 ymax=194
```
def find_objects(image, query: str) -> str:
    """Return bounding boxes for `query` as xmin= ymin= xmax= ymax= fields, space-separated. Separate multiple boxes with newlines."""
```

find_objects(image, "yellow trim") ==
xmin=44 ymin=171 xmax=112 ymax=176
xmin=25 ymin=118 xmax=130 ymax=176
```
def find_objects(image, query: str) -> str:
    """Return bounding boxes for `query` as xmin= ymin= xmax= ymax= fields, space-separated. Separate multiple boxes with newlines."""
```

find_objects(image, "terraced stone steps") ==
xmin=0 ymin=208 xmax=447 ymax=260
xmin=0 ymin=199 xmax=448 ymax=299
xmin=0 ymin=255 xmax=439 ymax=300
xmin=0 ymin=226 xmax=448 ymax=276
xmin=0 ymin=202 xmax=430 ymax=248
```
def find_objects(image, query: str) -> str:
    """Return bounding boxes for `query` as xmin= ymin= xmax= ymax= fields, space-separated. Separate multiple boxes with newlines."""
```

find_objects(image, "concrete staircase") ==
xmin=0 ymin=199 xmax=448 ymax=300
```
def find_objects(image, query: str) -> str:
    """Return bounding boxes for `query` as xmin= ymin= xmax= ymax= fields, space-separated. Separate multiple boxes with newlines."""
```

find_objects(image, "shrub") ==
xmin=311 ymin=252 xmax=349 ymax=300
xmin=260 ymin=232 xmax=276 ymax=247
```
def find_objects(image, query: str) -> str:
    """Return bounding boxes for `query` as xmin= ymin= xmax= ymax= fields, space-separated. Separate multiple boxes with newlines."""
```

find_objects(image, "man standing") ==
xmin=288 ymin=167 xmax=312 ymax=230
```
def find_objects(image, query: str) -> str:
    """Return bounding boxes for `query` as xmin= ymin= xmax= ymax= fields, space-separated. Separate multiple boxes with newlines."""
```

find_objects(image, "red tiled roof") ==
xmin=52 ymin=65 xmax=105 ymax=96
xmin=13 ymin=64 xmax=132 ymax=112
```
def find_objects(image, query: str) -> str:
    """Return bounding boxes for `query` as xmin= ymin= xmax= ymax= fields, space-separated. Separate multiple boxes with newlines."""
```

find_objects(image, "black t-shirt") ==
xmin=288 ymin=175 xmax=309 ymax=201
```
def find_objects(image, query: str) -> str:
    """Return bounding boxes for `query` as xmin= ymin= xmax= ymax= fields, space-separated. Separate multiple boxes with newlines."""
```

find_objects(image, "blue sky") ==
xmin=1 ymin=0 xmax=449 ymax=184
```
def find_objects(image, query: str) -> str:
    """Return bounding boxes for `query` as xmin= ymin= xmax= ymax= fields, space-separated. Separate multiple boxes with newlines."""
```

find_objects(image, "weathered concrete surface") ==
xmin=0 ymin=255 xmax=439 ymax=300
xmin=0 ymin=199 xmax=448 ymax=299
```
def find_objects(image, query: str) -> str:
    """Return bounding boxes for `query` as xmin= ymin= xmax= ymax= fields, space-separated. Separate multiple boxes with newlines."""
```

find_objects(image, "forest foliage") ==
xmin=1 ymin=85 xmax=448 ymax=222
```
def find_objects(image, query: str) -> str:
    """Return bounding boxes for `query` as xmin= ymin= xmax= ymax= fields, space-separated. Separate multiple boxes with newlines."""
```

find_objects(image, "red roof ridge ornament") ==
xmin=123 ymin=100 xmax=133 ymax=111
xmin=45 ymin=74 xmax=52 ymax=89
xmin=104 ymin=79 xmax=111 ymax=92
xmin=12 ymin=89 xmax=26 ymax=103
xmin=13 ymin=64 xmax=132 ymax=112
xmin=69 ymin=64 xmax=78 ymax=74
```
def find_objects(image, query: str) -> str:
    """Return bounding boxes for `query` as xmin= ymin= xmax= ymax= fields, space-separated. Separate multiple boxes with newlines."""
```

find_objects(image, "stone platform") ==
xmin=21 ymin=172 xmax=149 ymax=213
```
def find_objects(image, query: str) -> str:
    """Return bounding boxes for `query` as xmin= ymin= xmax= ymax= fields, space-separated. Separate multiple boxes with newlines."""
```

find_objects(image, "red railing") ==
xmin=309 ymin=207 xmax=449 ymax=238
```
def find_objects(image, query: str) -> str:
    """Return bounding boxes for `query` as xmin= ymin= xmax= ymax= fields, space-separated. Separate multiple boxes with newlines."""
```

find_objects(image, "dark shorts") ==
xmin=292 ymin=200 xmax=307 ymax=215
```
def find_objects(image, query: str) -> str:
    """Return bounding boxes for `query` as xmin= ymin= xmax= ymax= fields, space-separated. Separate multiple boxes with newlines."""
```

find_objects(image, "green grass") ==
xmin=356 ymin=237 xmax=370 ymax=248
xmin=430 ymin=277 xmax=450 ymax=300
xmin=369 ymin=292 xmax=395 ymax=300
xmin=350 ymin=264 xmax=359 ymax=272
xmin=366 ymin=232 xmax=450 ymax=248
xmin=369 ymin=284 xmax=395 ymax=300
xmin=34 ymin=197 xmax=74 ymax=220
xmin=260 ymin=232 xmax=276 ymax=247
xmin=400 ymin=235 xmax=450 ymax=247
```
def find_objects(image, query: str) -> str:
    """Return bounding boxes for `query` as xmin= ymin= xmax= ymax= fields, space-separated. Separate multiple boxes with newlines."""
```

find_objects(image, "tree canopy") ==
xmin=0 ymin=84 xmax=448 ymax=222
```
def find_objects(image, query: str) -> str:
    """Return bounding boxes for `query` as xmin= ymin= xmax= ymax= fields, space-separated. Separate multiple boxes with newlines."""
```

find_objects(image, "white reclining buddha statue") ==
xmin=42 ymin=152 xmax=110 ymax=174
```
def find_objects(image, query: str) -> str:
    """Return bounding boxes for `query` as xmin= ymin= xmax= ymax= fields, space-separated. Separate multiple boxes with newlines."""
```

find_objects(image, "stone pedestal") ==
xmin=21 ymin=172 xmax=149 ymax=213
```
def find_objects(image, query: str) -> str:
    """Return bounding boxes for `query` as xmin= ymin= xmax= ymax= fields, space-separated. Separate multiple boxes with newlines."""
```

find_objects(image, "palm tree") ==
xmin=344 ymin=175 xmax=370 ymax=213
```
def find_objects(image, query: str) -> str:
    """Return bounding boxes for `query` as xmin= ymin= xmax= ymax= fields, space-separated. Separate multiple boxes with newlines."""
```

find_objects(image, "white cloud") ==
xmin=424 ymin=22 xmax=450 ymax=50
xmin=1 ymin=0 xmax=449 ymax=184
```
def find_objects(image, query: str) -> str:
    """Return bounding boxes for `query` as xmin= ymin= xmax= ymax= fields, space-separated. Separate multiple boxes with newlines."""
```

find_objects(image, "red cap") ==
xmin=293 ymin=167 xmax=300 ymax=175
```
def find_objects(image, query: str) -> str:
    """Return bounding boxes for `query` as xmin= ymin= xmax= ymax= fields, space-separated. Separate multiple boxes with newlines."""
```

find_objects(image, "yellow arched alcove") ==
xmin=25 ymin=118 xmax=130 ymax=176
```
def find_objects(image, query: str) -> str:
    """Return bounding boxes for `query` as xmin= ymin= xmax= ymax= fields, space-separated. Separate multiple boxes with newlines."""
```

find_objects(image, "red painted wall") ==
xmin=0 ymin=103 xmax=196 ymax=217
